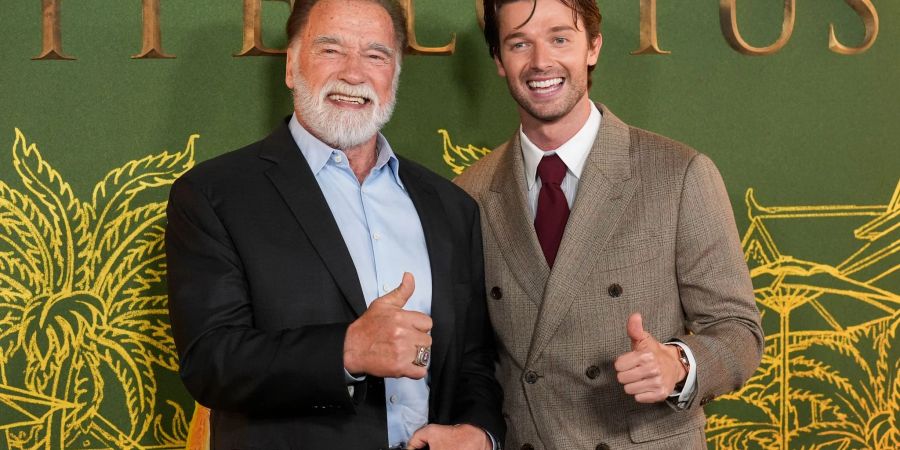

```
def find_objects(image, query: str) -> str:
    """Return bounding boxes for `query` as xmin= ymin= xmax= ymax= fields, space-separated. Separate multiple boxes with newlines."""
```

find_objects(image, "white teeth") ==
xmin=527 ymin=78 xmax=563 ymax=89
xmin=329 ymin=94 xmax=367 ymax=104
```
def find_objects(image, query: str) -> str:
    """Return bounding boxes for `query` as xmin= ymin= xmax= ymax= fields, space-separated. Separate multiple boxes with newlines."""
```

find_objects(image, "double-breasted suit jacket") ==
xmin=455 ymin=104 xmax=763 ymax=449
xmin=166 ymin=122 xmax=504 ymax=449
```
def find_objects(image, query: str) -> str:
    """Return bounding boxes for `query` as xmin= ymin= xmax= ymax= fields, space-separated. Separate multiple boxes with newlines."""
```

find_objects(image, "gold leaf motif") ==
xmin=438 ymin=129 xmax=491 ymax=175
xmin=0 ymin=182 xmax=53 ymax=293
xmin=84 ymin=136 xmax=195 ymax=290
xmin=94 ymin=202 xmax=167 ymax=302
xmin=12 ymin=129 xmax=90 ymax=293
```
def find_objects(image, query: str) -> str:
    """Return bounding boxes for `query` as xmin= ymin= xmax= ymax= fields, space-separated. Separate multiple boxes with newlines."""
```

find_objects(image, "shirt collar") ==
xmin=288 ymin=113 xmax=404 ymax=188
xmin=520 ymin=102 xmax=602 ymax=190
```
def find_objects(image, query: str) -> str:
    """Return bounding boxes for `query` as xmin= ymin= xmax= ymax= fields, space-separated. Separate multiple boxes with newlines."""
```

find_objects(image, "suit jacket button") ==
xmin=607 ymin=283 xmax=623 ymax=298
xmin=524 ymin=370 xmax=539 ymax=384
xmin=490 ymin=286 xmax=503 ymax=299
xmin=596 ymin=444 xmax=610 ymax=450
xmin=585 ymin=365 xmax=601 ymax=380
xmin=521 ymin=444 xmax=535 ymax=450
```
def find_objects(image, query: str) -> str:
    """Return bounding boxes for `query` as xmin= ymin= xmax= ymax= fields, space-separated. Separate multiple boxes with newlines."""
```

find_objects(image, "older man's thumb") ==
xmin=380 ymin=272 xmax=416 ymax=308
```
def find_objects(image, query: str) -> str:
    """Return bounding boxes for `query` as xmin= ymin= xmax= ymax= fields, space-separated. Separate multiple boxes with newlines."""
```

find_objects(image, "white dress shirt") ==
xmin=518 ymin=103 xmax=698 ymax=407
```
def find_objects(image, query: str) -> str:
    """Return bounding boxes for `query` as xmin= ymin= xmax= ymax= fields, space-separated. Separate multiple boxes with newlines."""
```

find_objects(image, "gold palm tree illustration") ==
xmin=0 ymin=129 xmax=196 ymax=449
xmin=706 ymin=186 xmax=900 ymax=449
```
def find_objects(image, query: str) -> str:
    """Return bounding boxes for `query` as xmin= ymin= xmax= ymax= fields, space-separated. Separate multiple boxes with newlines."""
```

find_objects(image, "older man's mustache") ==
xmin=321 ymin=81 xmax=377 ymax=107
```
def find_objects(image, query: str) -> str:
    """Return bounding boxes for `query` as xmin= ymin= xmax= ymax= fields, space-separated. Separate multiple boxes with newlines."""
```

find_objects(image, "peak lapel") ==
xmin=526 ymin=104 xmax=640 ymax=366
xmin=483 ymin=135 xmax=550 ymax=305
xmin=259 ymin=124 xmax=368 ymax=317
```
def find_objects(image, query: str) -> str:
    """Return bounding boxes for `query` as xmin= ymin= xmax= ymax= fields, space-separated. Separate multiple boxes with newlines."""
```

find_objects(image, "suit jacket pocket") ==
xmin=595 ymin=230 xmax=661 ymax=272
xmin=627 ymin=403 xmax=706 ymax=444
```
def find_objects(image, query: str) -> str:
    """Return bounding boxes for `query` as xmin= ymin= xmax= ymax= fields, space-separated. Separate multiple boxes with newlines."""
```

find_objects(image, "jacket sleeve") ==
xmin=673 ymin=153 xmax=764 ymax=409
xmin=165 ymin=176 xmax=355 ymax=415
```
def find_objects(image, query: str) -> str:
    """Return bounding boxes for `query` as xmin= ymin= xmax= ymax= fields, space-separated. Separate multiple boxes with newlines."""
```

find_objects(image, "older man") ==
xmin=165 ymin=0 xmax=503 ymax=448
xmin=455 ymin=0 xmax=763 ymax=448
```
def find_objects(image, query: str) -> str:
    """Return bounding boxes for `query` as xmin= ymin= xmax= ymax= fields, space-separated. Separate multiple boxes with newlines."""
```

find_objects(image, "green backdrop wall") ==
xmin=1 ymin=1 xmax=897 ymax=448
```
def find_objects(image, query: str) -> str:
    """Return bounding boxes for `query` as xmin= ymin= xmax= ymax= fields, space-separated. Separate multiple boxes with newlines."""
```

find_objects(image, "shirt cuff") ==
xmin=344 ymin=368 xmax=365 ymax=383
xmin=665 ymin=340 xmax=697 ymax=409
xmin=344 ymin=368 xmax=365 ymax=396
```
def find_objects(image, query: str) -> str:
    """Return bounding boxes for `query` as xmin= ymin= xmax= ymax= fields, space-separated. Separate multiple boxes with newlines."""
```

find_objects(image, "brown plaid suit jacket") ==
xmin=455 ymin=104 xmax=763 ymax=449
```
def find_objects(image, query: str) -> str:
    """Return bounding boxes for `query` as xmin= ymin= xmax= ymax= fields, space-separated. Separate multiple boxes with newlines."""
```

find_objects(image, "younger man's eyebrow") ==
xmin=502 ymin=31 xmax=527 ymax=43
xmin=549 ymin=25 xmax=577 ymax=33
xmin=503 ymin=24 xmax=578 ymax=43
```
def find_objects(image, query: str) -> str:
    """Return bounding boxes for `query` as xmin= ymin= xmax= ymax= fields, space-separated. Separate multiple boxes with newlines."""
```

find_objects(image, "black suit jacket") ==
xmin=165 ymin=122 xmax=504 ymax=449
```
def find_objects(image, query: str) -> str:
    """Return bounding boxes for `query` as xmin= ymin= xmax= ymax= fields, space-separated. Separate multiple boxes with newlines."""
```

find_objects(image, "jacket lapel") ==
xmin=526 ymin=104 xmax=639 ymax=366
xmin=398 ymin=160 xmax=454 ymax=411
xmin=483 ymin=135 xmax=550 ymax=305
xmin=258 ymin=123 xmax=368 ymax=317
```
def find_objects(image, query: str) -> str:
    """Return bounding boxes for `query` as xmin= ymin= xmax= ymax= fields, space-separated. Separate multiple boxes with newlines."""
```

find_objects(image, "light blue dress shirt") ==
xmin=289 ymin=115 xmax=433 ymax=446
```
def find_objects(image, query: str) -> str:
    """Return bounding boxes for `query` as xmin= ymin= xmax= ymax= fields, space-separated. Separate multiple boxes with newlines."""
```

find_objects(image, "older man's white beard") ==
xmin=292 ymin=74 xmax=397 ymax=150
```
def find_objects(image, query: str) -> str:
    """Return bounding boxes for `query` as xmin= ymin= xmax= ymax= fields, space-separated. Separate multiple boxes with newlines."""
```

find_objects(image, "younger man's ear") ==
xmin=494 ymin=54 xmax=507 ymax=77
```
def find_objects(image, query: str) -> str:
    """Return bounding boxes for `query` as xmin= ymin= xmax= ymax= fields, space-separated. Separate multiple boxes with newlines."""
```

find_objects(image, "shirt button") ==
xmin=373 ymin=232 xmax=382 ymax=240
xmin=334 ymin=155 xmax=343 ymax=163
xmin=383 ymin=284 xmax=390 ymax=293
xmin=389 ymin=394 xmax=398 ymax=404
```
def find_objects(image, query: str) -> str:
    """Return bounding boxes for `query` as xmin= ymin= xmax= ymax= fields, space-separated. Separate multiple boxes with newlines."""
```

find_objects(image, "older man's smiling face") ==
xmin=285 ymin=0 xmax=400 ymax=149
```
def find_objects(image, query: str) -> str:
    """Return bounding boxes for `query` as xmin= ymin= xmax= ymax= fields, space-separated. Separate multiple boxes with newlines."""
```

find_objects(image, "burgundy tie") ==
xmin=534 ymin=154 xmax=569 ymax=267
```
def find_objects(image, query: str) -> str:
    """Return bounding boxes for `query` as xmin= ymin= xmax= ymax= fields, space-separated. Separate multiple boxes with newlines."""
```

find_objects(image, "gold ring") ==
xmin=412 ymin=346 xmax=431 ymax=367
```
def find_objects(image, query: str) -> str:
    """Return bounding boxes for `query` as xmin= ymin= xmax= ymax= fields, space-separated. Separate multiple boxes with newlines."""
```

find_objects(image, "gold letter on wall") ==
xmin=719 ymin=0 xmax=795 ymax=56
xmin=235 ymin=0 xmax=292 ymax=57
xmin=399 ymin=0 xmax=455 ymax=55
xmin=829 ymin=0 xmax=878 ymax=55
xmin=133 ymin=0 xmax=175 ymax=58
xmin=631 ymin=0 xmax=670 ymax=55
xmin=34 ymin=0 xmax=74 ymax=60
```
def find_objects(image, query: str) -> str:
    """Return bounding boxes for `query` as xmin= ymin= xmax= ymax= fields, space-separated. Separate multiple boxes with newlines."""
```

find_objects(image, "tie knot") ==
xmin=537 ymin=154 xmax=567 ymax=185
